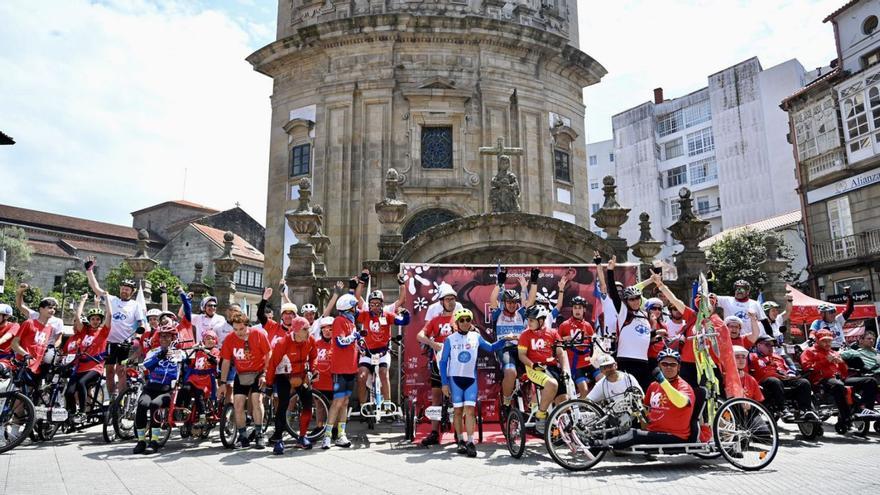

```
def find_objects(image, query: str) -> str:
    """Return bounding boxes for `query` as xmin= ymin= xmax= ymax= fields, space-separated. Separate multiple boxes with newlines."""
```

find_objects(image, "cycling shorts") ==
xmin=232 ymin=372 xmax=262 ymax=396
xmin=105 ymin=342 xmax=132 ymax=365
xmin=495 ymin=345 xmax=521 ymax=371
xmin=358 ymin=348 xmax=391 ymax=369
xmin=428 ymin=360 xmax=442 ymax=388
xmin=333 ymin=373 xmax=357 ymax=399
xmin=526 ymin=365 xmax=567 ymax=397
xmin=449 ymin=376 xmax=477 ymax=408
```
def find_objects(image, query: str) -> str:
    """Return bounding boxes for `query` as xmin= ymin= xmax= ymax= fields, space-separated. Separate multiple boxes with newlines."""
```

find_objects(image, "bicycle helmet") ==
xmin=535 ymin=294 xmax=550 ymax=306
xmin=644 ymin=298 xmax=664 ymax=311
xmin=570 ymin=296 xmax=587 ymax=308
xmin=318 ymin=316 xmax=335 ymax=327
xmin=818 ymin=303 xmax=836 ymax=313
xmin=368 ymin=290 xmax=385 ymax=302
xmin=86 ymin=307 xmax=105 ymax=319
xmin=200 ymin=296 xmax=218 ymax=310
xmin=336 ymin=294 xmax=358 ymax=312
xmin=732 ymin=345 xmax=749 ymax=356
xmin=156 ymin=321 xmax=177 ymax=334
xmin=119 ymin=279 xmax=137 ymax=289
xmin=0 ymin=304 xmax=12 ymax=316
xmin=657 ymin=348 xmax=681 ymax=362
xmin=437 ymin=283 xmax=457 ymax=299
xmin=622 ymin=286 xmax=642 ymax=300
xmin=734 ymin=279 xmax=750 ymax=289
xmin=502 ymin=289 xmax=521 ymax=303
xmin=762 ymin=301 xmax=779 ymax=312
xmin=453 ymin=308 xmax=474 ymax=322
xmin=280 ymin=302 xmax=298 ymax=315
xmin=525 ymin=305 xmax=550 ymax=320
xmin=724 ymin=315 xmax=744 ymax=328
xmin=146 ymin=308 xmax=162 ymax=319
xmin=300 ymin=303 xmax=317 ymax=314
xmin=160 ymin=310 xmax=177 ymax=322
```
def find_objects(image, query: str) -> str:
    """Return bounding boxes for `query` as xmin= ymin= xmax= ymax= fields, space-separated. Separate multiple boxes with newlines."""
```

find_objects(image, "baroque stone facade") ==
xmin=250 ymin=0 xmax=606 ymax=283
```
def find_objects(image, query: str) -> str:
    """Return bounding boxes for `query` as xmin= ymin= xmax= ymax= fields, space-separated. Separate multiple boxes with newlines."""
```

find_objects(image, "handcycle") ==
xmin=0 ymin=358 xmax=37 ymax=454
xmin=31 ymin=350 xmax=107 ymax=441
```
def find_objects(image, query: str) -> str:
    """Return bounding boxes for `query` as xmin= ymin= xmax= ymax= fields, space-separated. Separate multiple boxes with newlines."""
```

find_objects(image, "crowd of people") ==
xmin=1 ymin=254 xmax=879 ymax=459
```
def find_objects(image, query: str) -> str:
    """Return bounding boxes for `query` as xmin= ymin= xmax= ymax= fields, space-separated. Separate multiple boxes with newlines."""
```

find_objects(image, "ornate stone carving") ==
xmin=375 ymin=168 xmax=409 ymax=260
xmin=480 ymin=138 xmax=524 ymax=213
xmin=630 ymin=212 xmax=664 ymax=279
xmin=188 ymin=262 xmax=209 ymax=304
xmin=126 ymin=228 xmax=158 ymax=300
xmin=668 ymin=188 xmax=710 ymax=295
xmin=212 ymin=231 xmax=241 ymax=313
xmin=592 ymin=176 xmax=631 ymax=261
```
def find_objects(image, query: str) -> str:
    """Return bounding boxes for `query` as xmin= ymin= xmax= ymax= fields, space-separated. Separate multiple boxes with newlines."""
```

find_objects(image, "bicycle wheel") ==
xmin=0 ymin=391 xmax=36 ymax=454
xmin=113 ymin=389 xmax=139 ymax=441
xmin=797 ymin=421 xmax=822 ymax=440
xmin=102 ymin=402 xmax=116 ymax=443
xmin=156 ymin=412 xmax=172 ymax=447
xmin=544 ymin=399 xmax=606 ymax=471
xmin=851 ymin=418 xmax=871 ymax=436
xmin=305 ymin=392 xmax=329 ymax=441
xmin=219 ymin=404 xmax=237 ymax=449
xmin=505 ymin=408 xmax=526 ymax=458
xmin=713 ymin=398 xmax=778 ymax=471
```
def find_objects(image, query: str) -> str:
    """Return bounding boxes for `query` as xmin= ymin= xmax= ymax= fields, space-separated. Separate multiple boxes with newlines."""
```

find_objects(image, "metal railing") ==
xmin=812 ymin=229 xmax=880 ymax=264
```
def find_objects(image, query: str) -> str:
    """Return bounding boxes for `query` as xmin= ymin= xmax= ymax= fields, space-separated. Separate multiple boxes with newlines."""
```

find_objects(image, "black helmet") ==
xmin=502 ymin=289 xmax=521 ymax=302
xmin=525 ymin=305 xmax=550 ymax=320
xmin=570 ymin=296 xmax=587 ymax=308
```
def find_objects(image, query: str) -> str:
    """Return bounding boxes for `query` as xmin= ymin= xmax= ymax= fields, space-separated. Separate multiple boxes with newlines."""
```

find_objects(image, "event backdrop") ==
xmin=399 ymin=263 xmax=639 ymax=422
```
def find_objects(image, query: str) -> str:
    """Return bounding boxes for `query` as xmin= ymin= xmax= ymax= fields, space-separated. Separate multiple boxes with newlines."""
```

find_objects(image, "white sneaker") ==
xmin=321 ymin=436 xmax=332 ymax=449
xmin=335 ymin=435 xmax=352 ymax=448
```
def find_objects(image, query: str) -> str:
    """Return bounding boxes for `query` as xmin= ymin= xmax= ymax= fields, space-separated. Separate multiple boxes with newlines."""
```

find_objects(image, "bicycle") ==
xmin=282 ymin=372 xmax=331 ymax=443
xmin=219 ymin=386 xmax=274 ymax=449
xmin=355 ymin=342 xmax=402 ymax=429
xmin=0 ymin=358 xmax=37 ymax=454
xmin=32 ymin=351 xmax=107 ymax=441
xmin=103 ymin=362 xmax=145 ymax=443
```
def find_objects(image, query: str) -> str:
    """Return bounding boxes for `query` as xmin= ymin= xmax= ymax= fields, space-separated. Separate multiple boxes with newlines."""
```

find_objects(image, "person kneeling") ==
xmin=600 ymin=349 xmax=694 ymax=448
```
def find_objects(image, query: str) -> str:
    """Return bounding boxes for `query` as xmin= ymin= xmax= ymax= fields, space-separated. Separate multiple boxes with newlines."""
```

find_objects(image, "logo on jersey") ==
xmin=735 ymin=310 xmax=748 ymax=320
xmin=457 ymin=351 xmax=472 ymax=363
xmin=370 ymin=320 xmax=381 ymax=332
xmin=649 ymin=391 xmax=664 ymax=409
xmin=317 ymin=349 xmax=328 ymax=360
xmin=112 ymin=312 xmax=128 ymax=321
xmin=634 ymin=324 xmax=650 ymax=336
xmin=34 ymin=331 xmax=48 ymax=345
xmin=439 ymin=323 xmax=452 ymax=336
xmin=233 ymin=347 xmax=248 ymax=360
xmin=531 ymin=338 xmax=547 ymax=350
xmin=195 ymin=356 xmax=207 ymax=369
xmin=82 ymin=335 xmax=95 ymax=348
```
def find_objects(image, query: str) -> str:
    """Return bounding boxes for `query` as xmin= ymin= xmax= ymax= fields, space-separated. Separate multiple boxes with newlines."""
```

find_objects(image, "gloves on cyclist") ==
xmin=359 ymin=272 xmax=370 ymax=284
xmin=84 ymin=259 xmax=95 ymax=272
xmin=397 ymin=273 xmax=405 ymax=285
xmin=592 ymin=255 xmax=602 ymax=265
xmin=530 ymin=268 xmax=540 ymax=284
xmin=497 ymin=270 xmax=507 ymax=285
xmin=652 ymin=367 xmax=665 ymax=383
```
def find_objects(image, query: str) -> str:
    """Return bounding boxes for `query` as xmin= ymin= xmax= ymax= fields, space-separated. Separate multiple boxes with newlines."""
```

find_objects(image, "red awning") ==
xmin=786 ymin=285 xmax=878 ymax=325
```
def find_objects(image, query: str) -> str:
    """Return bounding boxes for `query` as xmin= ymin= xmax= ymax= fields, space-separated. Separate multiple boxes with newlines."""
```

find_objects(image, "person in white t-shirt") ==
xmin=85 ymin=257 xmax=145 ymax=398
xmin=716 ymin=280 xmax=770 ymax=339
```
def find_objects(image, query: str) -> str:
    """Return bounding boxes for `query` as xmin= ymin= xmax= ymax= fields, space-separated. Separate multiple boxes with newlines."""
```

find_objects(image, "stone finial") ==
xmin=601 ymin=176 xmax=622 ymax=209
xmin=296 ymin=177 xmax=313 ymax=212
xmin=193 ymin=262 xmax=204 ymax=282
xmin=631 ymin=212 xmax=663 ymax=277
xmin=221 ymin=231 xmax=235 ymax=258
xmin=638 ymin=212 xmax=653 ymax=242
xmin=134 ymin=228 xmax=150 ymax=257
xmin=385 ymin=168 xmax=401 ymax=200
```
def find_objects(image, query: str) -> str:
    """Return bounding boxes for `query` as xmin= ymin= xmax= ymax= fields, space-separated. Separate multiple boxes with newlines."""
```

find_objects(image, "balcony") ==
xmin=812 ymin=229 xmax=880 ymax=265
xmin=696 ymin=204 xmax=722 ymax=219
xmin=805 ymin=150 xmax=846 ymax=182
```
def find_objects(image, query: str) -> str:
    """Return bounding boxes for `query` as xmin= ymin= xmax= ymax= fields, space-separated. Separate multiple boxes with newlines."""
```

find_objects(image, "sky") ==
xmin=0 ymin=0 xmax=845 ymax=227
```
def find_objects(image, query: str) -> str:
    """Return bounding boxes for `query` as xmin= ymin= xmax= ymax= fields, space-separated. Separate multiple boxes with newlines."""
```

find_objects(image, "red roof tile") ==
xmin=190 ymin=224 xmax=264 ymax=264
xmin=59 ymin=239 xmax=136 ymax=257
xmin=0 ymin=203 xmax=139 ymax=241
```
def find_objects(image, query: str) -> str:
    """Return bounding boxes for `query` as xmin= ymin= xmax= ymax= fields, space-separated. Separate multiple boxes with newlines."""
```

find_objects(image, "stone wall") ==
xmin=196 ymin=207 xmax=266 ymax=252
xmin=154 ymin=225 xmax=222 ymax=282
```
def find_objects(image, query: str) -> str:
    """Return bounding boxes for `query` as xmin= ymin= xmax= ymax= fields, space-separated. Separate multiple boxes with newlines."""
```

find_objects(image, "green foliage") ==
xmin=0 ymin=227 xmax=32 ymax=282
xmin=53 ymin=270 xmax=90 ymax=300
xmin=102 ymin=262 xmax=134 ymax=297
xmin=705 ymin=229 xmax=798 ymax=296
xmin=102 ymin=262 xmax=185 ymax=303
xmin=0 ymin=283 xmax=42 ymax=321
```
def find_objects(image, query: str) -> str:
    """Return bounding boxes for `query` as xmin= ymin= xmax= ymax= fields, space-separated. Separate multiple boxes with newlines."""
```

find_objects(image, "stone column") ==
xmin=759 ymin=235 xmax=789 ymax=305
xmin=212 ymin=231 xmax=241 ymax=313
xmin=375 ymin=168 xmax=408 ymax=261
xmin=310 ymin=205 xmax=331 ymax=278
xmin=630 ymin=212 xmax=664 ymax=280
xmin=667 ymin=188 xmax=710 ymax=302
xmin=126 ymin=229 xmax=158 ymax=301
xmin=285 ymin=177 xmax=320 ymax=306
xmin=592 ymin=176 xmax=631 ymax=261
xmin=188 ymin=262 xmax=209 ymax=304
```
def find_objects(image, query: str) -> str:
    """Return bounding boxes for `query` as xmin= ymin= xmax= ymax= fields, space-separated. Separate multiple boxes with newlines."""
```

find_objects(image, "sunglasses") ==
xmin=206 ymin=304 xmax=218 ymax=308
xmin=659 ymin=362 xmax=679 ymax=368
xmin=600 ymin=364 xmax=616 ymax=370
xmin=458 ymin=318 xmax=472 ymax=323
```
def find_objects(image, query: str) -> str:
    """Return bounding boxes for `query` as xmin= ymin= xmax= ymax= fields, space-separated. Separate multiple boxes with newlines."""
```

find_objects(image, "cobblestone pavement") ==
xmin=1 ymin=421 xmax=878 ymax=495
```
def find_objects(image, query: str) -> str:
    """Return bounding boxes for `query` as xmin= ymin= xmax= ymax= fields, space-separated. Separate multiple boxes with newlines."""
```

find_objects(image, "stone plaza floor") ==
xmin=1 ymin=421 xmax=878 ymax=495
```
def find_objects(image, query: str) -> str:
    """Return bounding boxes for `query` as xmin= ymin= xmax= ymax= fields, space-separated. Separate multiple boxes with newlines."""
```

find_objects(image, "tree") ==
xmin=146 ymin=267 xmax=186 ymax=303
xmin=0 ymin=227 xmax=32 ymax=283
xmin=53 ymin=270 xmax=90 ymax=300
xmin=705 ymin=228 xmax=798 ymax=296
xmin=102 ymin=261 xmax=185 ymax=302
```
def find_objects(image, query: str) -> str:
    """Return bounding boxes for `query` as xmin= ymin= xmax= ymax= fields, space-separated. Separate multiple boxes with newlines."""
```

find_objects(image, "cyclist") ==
xmin=586 ymin=353 xmax=643 ymax=404
xmin=133 ymin=322 xmax=180 ymax=454
xmin=416 ymin=283 xmax=458 ymax=446
xmin=218 ymin=311 xmax=271 ymax=449
xmin=732 ymin=346 xmax=763 ymax=402
xmin=488 ymin=267 xmax=536 ymax=410
xmin=800 ymin=329 xmax=880 ymax=432
xmin=598 ymin=349 xmax=695 ymax=447
xmin=313 ymin=316 xmax=335 ymax=437
xmin=558 ymin=296 xmax=596 ymax=399
xmin=266 ymin=314 xmax=316 ymax=454
xmin=14 ymin=283 xmax=64 ymax=348
xmin=810 ymin=289 xmax=854 ymax=350
xmin=322 ymin=293 xmax=360 ymax=449
xmin=11 ymin=297 xmax=58 ymax=393
xmin=190 ymin=296 xmax=229 ymax=344
xmin=84 ymin=258 xmax=145 ymax=400
xmin=841 ymin=331 xmax=880 ymax=377
xmin=439 ymin=308 xmax=514 ymax=457
xmin=748 ymin=335 xmax=816 ymax=421
xmin=716 ymin=280 xmax=771 ymax=340
xmin=517 ymin=305 xmax=571 ymax=434
xmin=355 ymin=288 xmax=410 ymax=413
xmin=64 ymin=293 xmax=111 ymax=423
xmin=603 ymin=256 xmax=652 ymax=390
xmin=724 ymin=315 xmax=758 ymax=348
xmin=0 ymin=304 xmax=20 ymax=374
xmin=181 ymin=330 xmax=220 ymax=429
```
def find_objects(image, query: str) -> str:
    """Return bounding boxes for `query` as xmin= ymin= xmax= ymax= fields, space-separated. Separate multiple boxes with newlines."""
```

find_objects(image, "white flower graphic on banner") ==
xmin=402 ymin=264 xmax=432 ymax=296
xmin=540 ymin=286 xmax=558 ymax=305
xmin=413 ymin=297 xmax=428 ymax=312
xmin=427 ymin=281 xmax=445 ymax=301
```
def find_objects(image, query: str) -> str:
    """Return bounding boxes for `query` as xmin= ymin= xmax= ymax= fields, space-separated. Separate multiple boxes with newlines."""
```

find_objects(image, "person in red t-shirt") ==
xmin=748 ymin=335 xmax=815 ymax=421
xmin=732 ymin=346 xmax=763 ymax=402
xmin=416 ymin=283 xmax=458 ymax=446
xmin=600 ymin=348 xmax=695 ymax=447
xmin=355 ymin=288 xmax=410 ymax=412
xmin=218 ymin=311 xmax=271 ymax=449
xmin=182 ymin=330 xmax=220 ymax=430
xmin=12 ymin=297 xmax=58 ymax=385
xmin=0 ymin=303 xmax=21 ymax=372
xmin=322 ymin=292 xmax=361 ymax=449
xmin=64 ymin=293 xmax=112 ymax=421
xmin=557 ymin=296 xmax=595 ymax=399
xmin=266 ymin=314 xmax=316 ymax=453
xmin=518 ymin=305 xmax=571 ymax=433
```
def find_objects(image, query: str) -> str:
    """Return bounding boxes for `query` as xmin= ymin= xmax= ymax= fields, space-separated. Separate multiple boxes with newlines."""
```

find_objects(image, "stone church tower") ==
xmin=249 ymin=0 xmax=606 ymax=282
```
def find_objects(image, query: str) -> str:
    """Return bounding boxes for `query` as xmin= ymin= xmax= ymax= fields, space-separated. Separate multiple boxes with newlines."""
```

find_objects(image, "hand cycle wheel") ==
xmin=713 ymin=398 xmax=778 ymax=471
xmin=544 ymin=399 xmax=607 ymax=471
xmin=0 ymin=391 xmax=36 ymax=454
xmin=851 ymin=417 xmax=871 ymax=436
xmin=797 ymin=421 xmax=822 ymax=440
xmin=153 ymin=408 xmax=172 ymax=447
xmin=219 ymin=404 xmax=238 ymax=449
xmin=504 ymin=408 xmax=526 ymax=458
xmin=102 ymin=402 xmax=117 ymax=443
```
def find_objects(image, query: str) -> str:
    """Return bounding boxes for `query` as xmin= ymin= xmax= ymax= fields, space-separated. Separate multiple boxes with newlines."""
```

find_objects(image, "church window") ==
xmin=421 ymin=127 xmax=453 ymax=169
xmin=402 ymin=209 xmax=459 ymax=242
xmin=290 ymin=143 xmax=311 ymax=177
xmin=554 ymin=150 xmax=571 ymax=182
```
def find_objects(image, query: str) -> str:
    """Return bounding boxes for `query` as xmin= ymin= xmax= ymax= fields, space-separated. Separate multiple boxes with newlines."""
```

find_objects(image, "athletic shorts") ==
xmin=495 ymin=345 xmax=521 ymax=371
xmin=526 ymin=365 xmax=567 ymax=397
xmin=232 ymin=372 xmax=262 ymax=396
xmin=105 ymin=342 xmax=132 ymax=365
xmin=429 ymin=360 xmax=442 ymax=388
xmin=333 ymin=373 xmax=357 ymax=399
xmin=449 ymin=376 xmax=477 ymax=408
xmin=358 ymin=347 xmax=391 ymax=369
xmin=572 ymin=365 xmax=599 ymax=385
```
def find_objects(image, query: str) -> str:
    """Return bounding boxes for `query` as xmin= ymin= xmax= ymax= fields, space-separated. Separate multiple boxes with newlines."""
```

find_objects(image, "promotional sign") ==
xmin=400 ymin=263 xmax=639 ymax=422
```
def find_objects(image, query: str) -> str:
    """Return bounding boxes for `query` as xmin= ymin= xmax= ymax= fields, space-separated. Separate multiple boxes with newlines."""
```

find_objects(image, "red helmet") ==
xmin=156 ymin=321 xmax=178 ymax=335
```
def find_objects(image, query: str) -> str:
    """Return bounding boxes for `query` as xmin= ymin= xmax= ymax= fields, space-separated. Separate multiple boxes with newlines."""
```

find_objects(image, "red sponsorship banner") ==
xmin=399 ymin=263 xmax=639 ymax=422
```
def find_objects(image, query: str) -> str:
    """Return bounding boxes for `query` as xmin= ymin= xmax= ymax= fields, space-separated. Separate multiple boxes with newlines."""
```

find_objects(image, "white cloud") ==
xmin=580 ymin=0 xmax=842 ymax=143
xmin=0 ymin=0 xmax=272 ymax=226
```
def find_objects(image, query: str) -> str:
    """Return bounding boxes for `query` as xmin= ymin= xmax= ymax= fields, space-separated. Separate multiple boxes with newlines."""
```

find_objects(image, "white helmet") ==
xmin=301 ymin=303 xmax=317 ymax=314
xmin=0 ymin=304 xmax=13 ymax=316
xmin=319 ymin=316 xmax=335 ymax=327
xmin=368 ymin=290 xmax=385 ymax=302
xmin=724 ymin=315 xmax=744 ymax=328
xmin=146 ymin=308 xmax=162 ymax=318
xmin=437 ymin=283 xmax=457 ymax=299
xmin=336 ymin=294 xmax=358 ymax=312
